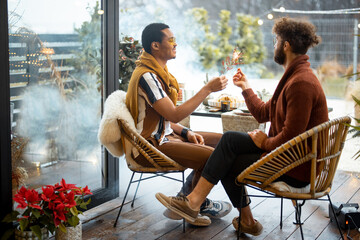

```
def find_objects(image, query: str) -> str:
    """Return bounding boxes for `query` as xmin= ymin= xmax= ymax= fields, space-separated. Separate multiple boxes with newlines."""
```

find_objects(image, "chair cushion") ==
xmin=269 ymin=181 xmax=310 ymax=194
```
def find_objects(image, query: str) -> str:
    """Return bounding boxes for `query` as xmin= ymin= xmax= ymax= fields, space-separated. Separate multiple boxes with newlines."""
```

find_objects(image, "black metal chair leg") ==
xmin=182 ymin=171 xmax=185 ymax=233
xmin=114 ymin=172 xmax=136 ymax=227
xmin=294 ymin=201 xmax=304 ymax=240
xmin=294 ymin=200 xmax=300 ymax=225
xmin=131 ymin=173 xmax=143 ymax=207
xmin=237 ymin=185 xmax=244 ymax=240
xmin=327 ymin=194 xmax=344 ymax=240
xmin=293 ymin=200 xmax=305 ymax=225
xmin=280 ymin=197 xmax=283 ymax=229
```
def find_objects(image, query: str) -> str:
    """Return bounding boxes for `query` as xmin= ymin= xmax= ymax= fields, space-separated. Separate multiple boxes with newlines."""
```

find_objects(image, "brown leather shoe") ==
xmin=232 ymin=217 xmax=263 ymax=236
xmin=155 ymin=192 xmax=198 ymax=223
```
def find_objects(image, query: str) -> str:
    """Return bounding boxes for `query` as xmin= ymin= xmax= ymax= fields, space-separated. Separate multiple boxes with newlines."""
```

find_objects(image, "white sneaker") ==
xmin=200 ymin=199 xmax=232 ymax=219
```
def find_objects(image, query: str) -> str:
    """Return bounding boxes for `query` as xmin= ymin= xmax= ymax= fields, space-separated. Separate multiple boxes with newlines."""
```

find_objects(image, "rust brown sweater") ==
xmin=243 ymin=55 xmax=328 ymax=182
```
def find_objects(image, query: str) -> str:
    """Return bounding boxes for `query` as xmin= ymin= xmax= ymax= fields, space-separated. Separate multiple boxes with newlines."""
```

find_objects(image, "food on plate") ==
xmin=208 ymin=94 xmax=243 ymax=109
xmin=216 ymin=94 xmax=240 ymax=104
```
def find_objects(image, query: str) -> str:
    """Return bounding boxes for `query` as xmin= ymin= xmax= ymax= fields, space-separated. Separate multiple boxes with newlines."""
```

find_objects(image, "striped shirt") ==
xmin=137 ymin=72 xmax=173 ymax=144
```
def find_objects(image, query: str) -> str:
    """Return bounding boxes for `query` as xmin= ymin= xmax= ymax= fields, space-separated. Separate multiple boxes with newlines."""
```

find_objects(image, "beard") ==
xmin=274 ymin=42 xmax=286 ymax=65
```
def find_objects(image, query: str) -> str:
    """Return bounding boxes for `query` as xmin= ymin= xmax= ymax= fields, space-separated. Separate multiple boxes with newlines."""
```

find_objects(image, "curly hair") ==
xmin=272 ymin=17 xmax=321 ymax=54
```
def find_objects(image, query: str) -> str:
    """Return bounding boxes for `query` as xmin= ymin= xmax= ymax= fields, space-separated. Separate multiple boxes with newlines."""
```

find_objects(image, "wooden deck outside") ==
xmin=80 ymin=167 xmax=360 ymax=240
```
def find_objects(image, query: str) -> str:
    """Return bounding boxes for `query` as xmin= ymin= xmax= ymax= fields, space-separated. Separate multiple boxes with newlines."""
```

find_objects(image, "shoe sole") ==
xmin=155 ymin=193 xmax=196 ymax=223
xmin=186 ymin=218 xmax=211 ymax=227
xmin=163 ymin=208 xmax=211 ymax=226
xmin=163 ymin=209 xmax=183 ymax=220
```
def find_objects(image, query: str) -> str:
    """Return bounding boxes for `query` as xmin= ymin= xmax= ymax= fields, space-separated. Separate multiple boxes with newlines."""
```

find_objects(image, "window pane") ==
xmin=8 ymin=0 xmax=104 ymax=195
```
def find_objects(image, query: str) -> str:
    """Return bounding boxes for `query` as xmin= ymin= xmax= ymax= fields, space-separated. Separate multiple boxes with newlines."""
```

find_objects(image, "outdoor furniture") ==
xmin=235 ymin=116 xmax=351 ymax=240
xmin=97 ymin=90 xmax=187 ymax=230
xmin=113 ymin=120 xmax=187 ymax=231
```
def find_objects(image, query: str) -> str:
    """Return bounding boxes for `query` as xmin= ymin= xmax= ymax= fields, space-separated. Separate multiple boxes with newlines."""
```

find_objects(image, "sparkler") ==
xmin=220 ymin=47 xmax=243 ymax=75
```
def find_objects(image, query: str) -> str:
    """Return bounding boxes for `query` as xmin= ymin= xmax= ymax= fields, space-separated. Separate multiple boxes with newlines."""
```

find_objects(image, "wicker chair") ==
xmin=235 ymin=116 xmax=351 ymax=240
xmin=113 ymin=119 xmax=187 ymax=230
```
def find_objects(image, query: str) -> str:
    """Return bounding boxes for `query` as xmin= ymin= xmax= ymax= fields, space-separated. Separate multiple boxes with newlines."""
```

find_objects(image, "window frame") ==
xmin=0 ymin=1 xmax=120 ymax=234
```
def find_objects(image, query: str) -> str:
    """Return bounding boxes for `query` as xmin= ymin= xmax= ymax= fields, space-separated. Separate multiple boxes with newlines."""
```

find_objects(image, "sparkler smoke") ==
xmin=17 ymin=80 xmax=101 ymax=163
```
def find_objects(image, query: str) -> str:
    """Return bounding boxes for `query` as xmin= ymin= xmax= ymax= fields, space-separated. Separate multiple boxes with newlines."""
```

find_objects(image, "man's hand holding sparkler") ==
xmin=204 ymin=75 xmax=228 ymax=93
xmin=233 ymin=68 xmax=250 ymax=91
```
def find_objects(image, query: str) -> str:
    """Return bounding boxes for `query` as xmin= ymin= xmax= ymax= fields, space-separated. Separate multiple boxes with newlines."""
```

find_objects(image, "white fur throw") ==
xmin=97 ymin=90 xmax=136 ymax=157
xmin=270 ymin=181 xmax=310 ymax=194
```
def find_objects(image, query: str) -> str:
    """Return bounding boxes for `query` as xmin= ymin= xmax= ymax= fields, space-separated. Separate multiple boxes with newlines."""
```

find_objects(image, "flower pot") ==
xmin=55 ymin=222 xmax=82 ymax=240
xmin=15 ymin=226 xmax=49 ymax=240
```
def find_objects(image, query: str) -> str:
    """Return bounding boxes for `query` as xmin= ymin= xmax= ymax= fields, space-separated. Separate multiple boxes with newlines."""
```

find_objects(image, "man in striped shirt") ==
xmin=126 ymin=23 xmax=231 ymax=225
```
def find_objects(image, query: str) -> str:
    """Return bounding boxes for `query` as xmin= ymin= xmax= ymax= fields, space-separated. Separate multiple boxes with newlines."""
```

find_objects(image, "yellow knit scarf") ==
xmin=126 ymin=51 xmax=179 ymax=125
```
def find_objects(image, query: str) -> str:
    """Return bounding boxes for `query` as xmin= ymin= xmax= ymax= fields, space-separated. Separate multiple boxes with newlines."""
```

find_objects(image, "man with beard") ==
xmin=155 ymin=17 xmax=328 ymax=236
xmin=126 ymin=23 xmax=231 ymax=226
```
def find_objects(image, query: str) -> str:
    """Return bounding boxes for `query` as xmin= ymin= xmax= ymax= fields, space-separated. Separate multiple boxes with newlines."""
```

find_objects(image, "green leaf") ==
xmin=352 ymin=95 xmax=360 ymax=106
xmin=79 ymin=202 xmax=87 ymax=209
xmin=59 ymin=223 xmax=67 ymax=233
xmin=80 ymin=198 xmax=91 ymax=209
xmin=30 ymin=225 xmax=42 ymax=240
xmin=67 ymin=216 xmax=79 ymax=227
xmin=32 ymin=209 xmax=41 ymax=219
xmin=70 ymin=206 xmax=78 ymax=216
xmin=2 ymin=211 xmax=19 ymax=223
xmin=19 ymin=218 xmax=29 ymax=232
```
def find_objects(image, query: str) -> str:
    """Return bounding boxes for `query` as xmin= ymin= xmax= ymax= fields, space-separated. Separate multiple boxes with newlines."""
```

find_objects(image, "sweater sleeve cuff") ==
xmin=261 ymin=138 xmax=273 ymax=152
xmin=261 ymin=140 xmax=267 ymax=151
xmin=242 ymin=88 xmax=255 ymax=98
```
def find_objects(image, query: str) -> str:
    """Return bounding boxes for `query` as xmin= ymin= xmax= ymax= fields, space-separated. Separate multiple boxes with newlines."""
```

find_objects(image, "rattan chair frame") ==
xmin=113 ymin=119 xmax=187 ymax=231
xmin=235 ymin=116 xmax=351 ymax=240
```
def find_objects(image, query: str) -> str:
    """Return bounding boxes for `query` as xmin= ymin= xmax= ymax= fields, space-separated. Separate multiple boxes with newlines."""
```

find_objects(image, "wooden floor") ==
xmin=80 ymin=169 xmax=360 ymax=240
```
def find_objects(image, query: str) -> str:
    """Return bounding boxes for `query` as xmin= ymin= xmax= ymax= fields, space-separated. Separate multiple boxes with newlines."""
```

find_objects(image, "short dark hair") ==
xmin=272 ymin=17 xmax=321 ymax=54
xmin=141 ymin=23 xmax=170 ymax=53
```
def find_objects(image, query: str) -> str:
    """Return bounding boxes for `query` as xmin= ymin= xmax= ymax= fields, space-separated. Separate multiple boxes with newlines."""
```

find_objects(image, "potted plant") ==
xmin=256 ymin=88 xmax=272 ymax=102
xmin=2 ymin=179 xmax=92 ymax=240
xmin=119 ymin=36 xmax=143 ymax=91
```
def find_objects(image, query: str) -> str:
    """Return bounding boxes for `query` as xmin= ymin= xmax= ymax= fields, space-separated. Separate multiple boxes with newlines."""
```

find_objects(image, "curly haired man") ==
xmin=156 ymin=17 xmax=328 ymax=236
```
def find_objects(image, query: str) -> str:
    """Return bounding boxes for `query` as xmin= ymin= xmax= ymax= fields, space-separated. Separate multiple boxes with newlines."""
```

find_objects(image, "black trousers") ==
xmin=202 ymin=131 xmax=264 ymax=208
xmin=202 ymin=131 xmax=310 ymax=208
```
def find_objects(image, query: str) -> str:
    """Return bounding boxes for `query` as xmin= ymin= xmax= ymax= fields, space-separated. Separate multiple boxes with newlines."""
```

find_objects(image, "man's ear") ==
xmin=151 ymin=42 xmax=159 ymax=51
xmin=284 ymin=41 xmax=291 ymax=51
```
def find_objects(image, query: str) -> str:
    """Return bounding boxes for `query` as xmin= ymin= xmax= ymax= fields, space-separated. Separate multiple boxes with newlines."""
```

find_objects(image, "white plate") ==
xmin=208 ymin=99 xmax=241 ymax=109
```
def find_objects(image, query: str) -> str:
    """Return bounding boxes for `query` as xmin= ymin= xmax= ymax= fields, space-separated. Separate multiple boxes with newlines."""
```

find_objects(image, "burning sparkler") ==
xmin=220 ymin=47 xmax=243 ymax=75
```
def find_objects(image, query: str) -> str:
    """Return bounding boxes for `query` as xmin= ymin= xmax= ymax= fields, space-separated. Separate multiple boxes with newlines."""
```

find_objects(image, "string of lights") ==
xmin=272 ymin=7 xmax=360 ymax=15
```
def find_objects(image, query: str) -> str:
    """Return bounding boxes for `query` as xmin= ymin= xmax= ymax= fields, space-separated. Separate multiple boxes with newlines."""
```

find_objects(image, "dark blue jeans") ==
xmin=202 ymin=131 xmax=264 ymax=208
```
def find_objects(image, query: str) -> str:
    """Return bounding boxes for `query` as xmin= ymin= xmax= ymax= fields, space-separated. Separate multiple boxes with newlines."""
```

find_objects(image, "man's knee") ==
xmin=221 ymin=131 xmax=233 ymax=142
xmin=221 ymin=131 xmax=247 ymax=143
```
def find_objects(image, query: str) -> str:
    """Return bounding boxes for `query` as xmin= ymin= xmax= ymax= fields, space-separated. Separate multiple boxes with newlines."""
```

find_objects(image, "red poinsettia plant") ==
xmin=2 ymin=179 xmax=92 ymax=239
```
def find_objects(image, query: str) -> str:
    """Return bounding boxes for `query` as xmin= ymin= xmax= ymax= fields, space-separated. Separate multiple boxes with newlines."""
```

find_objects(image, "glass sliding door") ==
xmin=7 ymin=0 xmax=119 ymax=206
